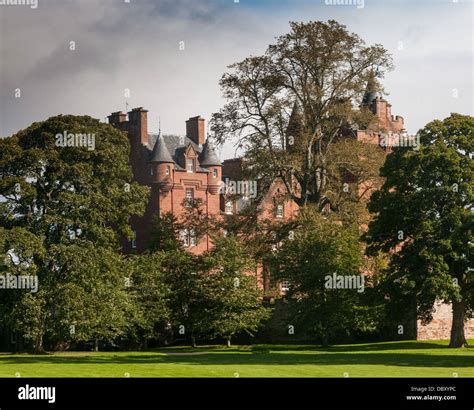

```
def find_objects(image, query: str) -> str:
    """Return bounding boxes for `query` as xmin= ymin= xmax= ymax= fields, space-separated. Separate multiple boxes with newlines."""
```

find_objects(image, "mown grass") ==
xmin=0 ymin=340 xmax=472 ymax=378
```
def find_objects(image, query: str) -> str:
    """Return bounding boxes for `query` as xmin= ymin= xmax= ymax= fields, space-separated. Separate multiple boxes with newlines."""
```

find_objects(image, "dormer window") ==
xmin=186 ymin=158 xmax=194 ymax=173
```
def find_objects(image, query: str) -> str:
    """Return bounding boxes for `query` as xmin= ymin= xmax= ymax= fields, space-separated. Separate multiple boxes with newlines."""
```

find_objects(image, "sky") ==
xmin=0 ymin=0 xmax=472 ymax=160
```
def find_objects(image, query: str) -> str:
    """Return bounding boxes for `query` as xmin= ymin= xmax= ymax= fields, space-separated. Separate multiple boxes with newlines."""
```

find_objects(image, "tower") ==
xmin=149 ymin=132 xmax=174 ymax=192
xmin=199 ymin=138 xmax=222 ymax=195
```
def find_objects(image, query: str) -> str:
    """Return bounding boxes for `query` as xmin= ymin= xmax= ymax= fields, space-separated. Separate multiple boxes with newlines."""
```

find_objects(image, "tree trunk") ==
xmin=34 ymin=333 xmax=44 ymax=354
xmin=191 ymin=335 xmax=196 ymax=348
xmin=449 ymin=300 xmax=467 ymax=348
xmin=94 ymin=339 xmax=99 ymax=352
xmin=226 ymin=336 xmax=231 ymax=348
xmin=321 ymin=333 xmax=329 ymax=347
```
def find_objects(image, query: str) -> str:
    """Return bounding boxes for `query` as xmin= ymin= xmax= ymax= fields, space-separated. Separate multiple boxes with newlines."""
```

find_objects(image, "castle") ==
xmin=108 ymin=79 xmax=473 ymax=341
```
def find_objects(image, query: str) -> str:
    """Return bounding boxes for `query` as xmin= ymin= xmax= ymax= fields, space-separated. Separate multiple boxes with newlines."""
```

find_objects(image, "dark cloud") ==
xmin=0 ymin=0 xmax=472 ymax=160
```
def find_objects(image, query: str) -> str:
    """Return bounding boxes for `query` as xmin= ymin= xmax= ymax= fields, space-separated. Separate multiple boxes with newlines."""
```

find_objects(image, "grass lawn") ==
xmin=0 ymin=340 xmax=472 ymax=378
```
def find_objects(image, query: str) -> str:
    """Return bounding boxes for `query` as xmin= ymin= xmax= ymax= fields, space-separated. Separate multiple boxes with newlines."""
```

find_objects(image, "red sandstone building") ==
xmin=108 ymin=80 xmax=473 ymax=340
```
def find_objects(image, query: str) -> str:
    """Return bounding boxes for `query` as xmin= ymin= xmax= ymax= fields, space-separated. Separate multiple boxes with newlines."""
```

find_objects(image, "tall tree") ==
xmin=212 ymin=20 xmax=391 ymax=211
xmin=0 ymin=115 xmax=149 ymax=352
xmin=364 ymin=114 xmax=474 ymax=348
xmin=161 ymin=250 xmax=210 ymax=347
xmin=125 ymin=253 xmax=171 ymax=348
xmin=203 ymin=235 xmax=271 ymax=347
xmin=273 ymin=207 xmax=379 ymax=345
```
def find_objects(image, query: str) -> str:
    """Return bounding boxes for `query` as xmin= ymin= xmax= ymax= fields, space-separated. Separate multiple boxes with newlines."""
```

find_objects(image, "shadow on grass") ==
xmin=251 ymin=341 xmax=451 ymax=353
xmin=1 ymin=348 xmax=472 ymax=368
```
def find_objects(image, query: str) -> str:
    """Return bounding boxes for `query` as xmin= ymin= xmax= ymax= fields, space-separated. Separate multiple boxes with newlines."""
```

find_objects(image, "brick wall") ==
xmin=417 ymin=301 xmax=474 ymax=340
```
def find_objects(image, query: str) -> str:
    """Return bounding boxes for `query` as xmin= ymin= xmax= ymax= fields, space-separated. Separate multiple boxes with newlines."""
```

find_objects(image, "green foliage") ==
xmin=212 ymin=20 xmax=392 ymax=209
xmin=365 ymin=113 xmax=474 ymax=347
xmin=125 ymin=253 xmax=171 ymax=346
xmin=0 ymin=115 xmax=149 ymax=351
xmin=273 ymin=207 xmax=380 ymax=344
xmin=146 ymin=210 xmax=272 ymax=347
xmin=160 ymin=250 xmax=211 ymax=346
xmin=148 ymin=213 xmax=182 ymax=252
xmin=202 ymin=235 xmax=271 ymax=346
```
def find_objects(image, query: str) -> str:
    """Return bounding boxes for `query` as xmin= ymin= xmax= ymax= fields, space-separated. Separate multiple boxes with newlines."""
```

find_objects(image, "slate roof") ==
xmin=147 ymin=134 xmax=220 ymax=171
xmin=149 ymin=133 xmax=174 ymax=163
xmin=362 ymin=71 xmax=381 ymax=106
xmin=199 ymin=140 xmax=221 ymax=167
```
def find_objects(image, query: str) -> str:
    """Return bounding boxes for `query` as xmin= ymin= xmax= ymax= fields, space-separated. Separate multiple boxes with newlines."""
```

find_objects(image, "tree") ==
xmin=0 ymin=115 xmax=149 ymax=352
xmin=212 ymin=20 xmax=391 ymax=211
xmin=364 ymin=113 xmax=474 ymax=348
xmin=147 ymin=203 xmax=271 ymax=347
xmin=203 ymin=235 xmax=271 ymax=347
xmin=125 ymin=253 xmax=171 ymax=348
xmin=43 ymin=243 xmax=134 ymax=351
xmin=0 ymin=227 xmax=45 ymax=351
xmin=148 ymin=213 xmax=182 ymax=252
xmin=160 ymin=250 xmax=210 ymax=347
xmin=273 ymin=207 xmax=380 ymax=345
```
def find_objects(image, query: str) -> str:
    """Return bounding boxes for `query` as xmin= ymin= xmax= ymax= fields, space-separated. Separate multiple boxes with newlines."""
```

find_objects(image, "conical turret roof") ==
xmin=287 ymin=100 xmax=303 ymax=135
xmin=362 ymin=70 xmax=381 ymax=106
xmin=199 ymin=139 xmax=221 ymax=167
xmin=150 ymin=133 xmax=174 ymax=163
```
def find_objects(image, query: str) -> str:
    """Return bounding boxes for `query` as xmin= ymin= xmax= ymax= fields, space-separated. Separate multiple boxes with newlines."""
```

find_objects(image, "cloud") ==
xmin=0 ymin=0 xmax=472 ymax=159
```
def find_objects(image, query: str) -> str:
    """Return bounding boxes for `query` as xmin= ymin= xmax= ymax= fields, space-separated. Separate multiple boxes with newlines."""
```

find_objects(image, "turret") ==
xmin=149 ymin=133 xmax=174 ymax=191
xmin=361 ymin=70 xmax=381 ymax=112
xmin=286 ymin=100 xmax=303 ymax=151
xmin=199 ymin=139 xmax=221 ymax=195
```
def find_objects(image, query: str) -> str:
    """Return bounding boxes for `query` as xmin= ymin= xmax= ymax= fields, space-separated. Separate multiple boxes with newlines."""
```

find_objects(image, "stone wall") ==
xmin=417 ymin=301 xmax=474 ymax=340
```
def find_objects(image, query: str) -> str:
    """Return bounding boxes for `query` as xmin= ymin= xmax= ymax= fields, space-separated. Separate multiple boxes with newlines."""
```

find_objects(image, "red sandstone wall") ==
xmin=417 ymin=301 xmax=474 ymax=340
xmin=259 ymin=177 xmax=299 ymax=221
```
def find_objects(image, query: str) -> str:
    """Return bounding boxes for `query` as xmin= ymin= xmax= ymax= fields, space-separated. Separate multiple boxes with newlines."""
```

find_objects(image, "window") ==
xmin=276 ymin=204 xmax=284 ymax=218
xmin=150 ymin=166 xmax=154 ymax=176
xmin=185 ymin=188 xmax=194 ymax=207
xmin=180 ymin=230 xmax=189 ymax=247
xmin=131 ymin=231 xmax=137 ymax=249
xmin=186 ymin=158 xmax=194 ymax=172
xmin=213 ymin=168 xmax=218 ymax=178
xmin=180 ymin=229 xmax=196 ymax=247
xmin=225 ymin=201 xmax=233 ymax=215
xmin=281 ymin=280 xmax=290 ymax=292
xmin=166 ymin=165 xmax=170 ymax=176
xmin=189 ymin=229 xmax=196 ymax=247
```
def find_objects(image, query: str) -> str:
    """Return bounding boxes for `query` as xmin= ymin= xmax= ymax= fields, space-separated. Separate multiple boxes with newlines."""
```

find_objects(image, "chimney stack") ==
xmin=186 ymin=116 xmax=205 ymax=146
xmin=128 ymin=107 xmax=148 ymax=146
xmin=108 ymin=111 xmax=127 ymax=126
